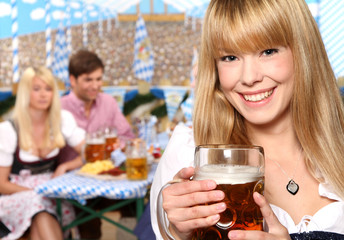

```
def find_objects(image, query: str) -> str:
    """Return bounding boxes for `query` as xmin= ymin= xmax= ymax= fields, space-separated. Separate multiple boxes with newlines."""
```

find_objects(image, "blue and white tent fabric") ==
xmin=319 ymin=0 xmax=344 ymax=78
xmin=180 ymin=46 xmax=198 ymax=124
xmin=102 ymin=86 xmax=127 ymax=113
xmin=133 ymin=15 xmax=155 ymax=83
xmin=190 ymin=46 xmax=198 ymax=86
xmin=52 ymin=22 xmax=69 ymax=88
xmin=135 ymin=115 xmax=158 ymax=149
xmin=307 ymin=0 xmax=320 ymax=24
xmin=45 ymin=0 xmax=52 ymax=69
xmin=11 ymin=0 xmax=19 ymax=84
xmin=162 ymin=87 xmax=188 ymax=121
xmin=185 ymin=1 xmax=209 ymax=19
xmin=181 ymin=90 xmax=194 ymax=124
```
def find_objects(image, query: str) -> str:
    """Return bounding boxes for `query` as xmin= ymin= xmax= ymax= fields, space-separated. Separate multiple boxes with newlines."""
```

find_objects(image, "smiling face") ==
xmin=70 ymin=68 xmax=103 ymax=103
xmin=29 ymin=76 xmax=53 ymax=111
xmin=217 ymin=46 xmax=294 ymax=126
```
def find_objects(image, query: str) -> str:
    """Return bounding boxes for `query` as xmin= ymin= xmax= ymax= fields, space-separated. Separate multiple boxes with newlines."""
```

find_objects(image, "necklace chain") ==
xmin=267 ymin=149 xmax=303 ymax=195
xmin=270 ymin=156 xmax=298 ymax=180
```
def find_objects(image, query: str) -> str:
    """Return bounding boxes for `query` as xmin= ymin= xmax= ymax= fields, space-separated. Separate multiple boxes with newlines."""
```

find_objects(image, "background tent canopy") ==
xmin=0 ymin=0 xmax=210 ymax=39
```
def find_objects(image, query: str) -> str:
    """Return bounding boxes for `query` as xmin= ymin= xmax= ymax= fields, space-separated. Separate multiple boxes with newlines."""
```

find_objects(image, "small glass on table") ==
xmin=125 ymin=139 xmax=148 ymax=180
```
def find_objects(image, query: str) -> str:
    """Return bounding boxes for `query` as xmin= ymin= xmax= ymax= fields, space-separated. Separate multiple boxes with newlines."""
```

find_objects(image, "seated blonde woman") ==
xmin=0 ymin=67 xmax=85 ymax=240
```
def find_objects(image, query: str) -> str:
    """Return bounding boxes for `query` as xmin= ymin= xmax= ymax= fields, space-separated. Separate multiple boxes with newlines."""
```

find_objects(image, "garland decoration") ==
xmin=123 ymin=92 xmax=167 ymax=118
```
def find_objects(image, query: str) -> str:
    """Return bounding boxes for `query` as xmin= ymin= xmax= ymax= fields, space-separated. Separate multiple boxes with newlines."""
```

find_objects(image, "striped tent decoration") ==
xmin=162 ymin=87 xmax=188 ymax=121
xmin=82 ymin=1 xmax=88 ymax=47
xmin=98 ymin=11 xmax=103 ymax=37
xmin=115 ymin=12 xmax=120 ymax=28
xmin=133 ymin=15 xmax=155 ymax=83
xmin=11 ymin=0 xmax=19 ymax=84
xmin=66 ymin=1 xmax=72 ymax=55
xmin=106 ymin=11 xmax=112 ymax=33
xmin=186 ymin=2 xmax=209 ymax=19
xmin=181 ymin=89 xmax=194 ymax=124
xmin=319 ymin=0 xmax=344 ymax=78
xmin=191 ymin=16 xmax=196 ymax=31
xmin=306 ymin=0 xmax=320 ymax=24
xmin=52 ymin=22 xmax=69 ymax=88
xmin=184 ymin=15 xmax=189 ymax=28
xmin=45 ymin=0 xmax=52 ymax=69
xmin=189 ymin=46 xmax=198 ymax=86
xmin=102 ymin=86 xmax=127 ymax=113
xmin=181 ymin=46 xmax=198 ymax=123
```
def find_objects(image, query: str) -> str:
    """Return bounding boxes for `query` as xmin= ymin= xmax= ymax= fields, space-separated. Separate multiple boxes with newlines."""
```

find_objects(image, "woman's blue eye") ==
xmin=220 ymin=55 xmax=237 ymax=61
xmin=263 ymin=49 xmax=278 ymax=56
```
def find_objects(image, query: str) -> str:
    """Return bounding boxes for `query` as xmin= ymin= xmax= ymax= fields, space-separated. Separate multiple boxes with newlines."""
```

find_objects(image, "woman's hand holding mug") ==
xmin=159 ymin=167 xmax=227 ymax=240
xmin=157 ymin=145 xmax=266 ymax=240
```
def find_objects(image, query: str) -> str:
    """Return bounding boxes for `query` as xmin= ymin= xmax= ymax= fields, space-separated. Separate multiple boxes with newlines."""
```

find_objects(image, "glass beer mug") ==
xmin=104 ymin=127 xmax=118 ymax=160
xmin=125 ymin=139 xmax=148 ymax=180
xmin=157 ymin=145 xmax=265 ymax=240
xmin=84 ymin=131 xmax=105 ymax=162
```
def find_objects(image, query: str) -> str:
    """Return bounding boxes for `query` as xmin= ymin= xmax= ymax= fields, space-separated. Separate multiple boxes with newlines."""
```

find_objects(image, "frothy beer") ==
xmin=125 ymin=139 xmax=148 ymax=180
xmin=85 ymin=138 xmax=105 ymax=163
xmin=192 ymin=164 xmax=264 ymax=240
xmin=126 ymin=157 xmax=148 ymax=180
xmin=105 ymin=135 xmax=117 ymax=160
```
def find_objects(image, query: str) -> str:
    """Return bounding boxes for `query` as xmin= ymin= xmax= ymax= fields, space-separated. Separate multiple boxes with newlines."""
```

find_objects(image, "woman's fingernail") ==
xmin=229 ymin=231 xmax=239 ymax=239
xmin=214 ymin=191 xmax=225 ymax=199
xmin=255 ymin=192 xmax=262 ymax=198
xmin=216 ymin=202 xmax=226 ymax=210
xmin=212 ymin=214 xmax=220 ymax=221
xmin=207 ymin=181 xmax=216 ymax=189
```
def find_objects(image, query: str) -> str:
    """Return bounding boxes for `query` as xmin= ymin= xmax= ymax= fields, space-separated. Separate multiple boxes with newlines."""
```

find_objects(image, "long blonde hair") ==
xmin=194 ymin=0 xmax=344 ymax=199
xmin=12 ymin=67 xmax=65 ymax=150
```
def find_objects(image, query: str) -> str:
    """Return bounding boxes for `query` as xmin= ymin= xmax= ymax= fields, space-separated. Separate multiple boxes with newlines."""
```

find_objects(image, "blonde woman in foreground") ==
xmin=151 ymin=0 xmax=344 ymax=239
xmin=0 ymin=67 xmax=85 ymax=240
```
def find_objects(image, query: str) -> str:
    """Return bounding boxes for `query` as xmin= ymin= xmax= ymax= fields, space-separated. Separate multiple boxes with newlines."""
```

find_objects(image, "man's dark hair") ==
xmin=68 ymin=50 xmax=104 ymax=78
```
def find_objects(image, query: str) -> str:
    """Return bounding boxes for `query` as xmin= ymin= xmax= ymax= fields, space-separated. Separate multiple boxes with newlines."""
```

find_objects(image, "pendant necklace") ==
xmin=267 ymin=149 xmax=303 ymax=195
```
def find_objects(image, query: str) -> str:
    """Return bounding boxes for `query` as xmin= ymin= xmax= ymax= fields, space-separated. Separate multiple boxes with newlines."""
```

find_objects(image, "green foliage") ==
xmin=0 ymin=95 xmax=16 ymax=117
xmin=151 ymin=103 xmax=167 ymax=118
xmin=123 ymin=93 xmax=156 ymax=115
xmin=181 ymin=91 xmax=189 ymax=104
xmin=123 ymin=93 xmax=167 ymax=118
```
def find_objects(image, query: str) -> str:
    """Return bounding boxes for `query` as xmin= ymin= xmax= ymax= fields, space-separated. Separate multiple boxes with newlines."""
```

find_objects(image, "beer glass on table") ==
xmin=157 ymin=145 xmax=265 ymax=240
xmin=125 ymin=139 xmax=148 ymax=180
xmin=104 ymin=127 xmax=118 ymax=160
xmin=84 ymin=131 xmax=105 ymax=162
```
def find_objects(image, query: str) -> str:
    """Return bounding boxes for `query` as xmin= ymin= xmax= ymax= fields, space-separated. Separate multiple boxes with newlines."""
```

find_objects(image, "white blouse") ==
xmin=0 ymin=110 xmax=85 ymax=166
xmin=150 ymin=123 xmax=344 ymax=239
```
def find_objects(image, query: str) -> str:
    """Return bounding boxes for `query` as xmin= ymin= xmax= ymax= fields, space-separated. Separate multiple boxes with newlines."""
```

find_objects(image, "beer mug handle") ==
xmin=157 ymin=180 xmax=183 ymax=240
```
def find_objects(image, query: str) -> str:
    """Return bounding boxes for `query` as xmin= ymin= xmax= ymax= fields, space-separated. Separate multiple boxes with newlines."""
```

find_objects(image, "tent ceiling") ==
xmin=77 ymin=0 xmax=141 ymax=13
xmin=81 ymin=0 xmax=209 ymax=14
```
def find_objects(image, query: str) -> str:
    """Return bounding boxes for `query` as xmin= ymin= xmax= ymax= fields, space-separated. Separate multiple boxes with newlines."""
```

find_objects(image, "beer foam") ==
xmin=105 ymin=133 xmax=117 ymax=138
xmin=86 ymin=138 xmax=105 ymax=145
xmin=194 ymin=164 xmax=263 ymax=184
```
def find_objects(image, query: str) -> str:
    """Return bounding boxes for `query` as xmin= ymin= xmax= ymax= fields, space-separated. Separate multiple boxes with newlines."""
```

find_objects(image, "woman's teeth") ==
xmin=243 ymin=90 xmax=273 ymax=102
